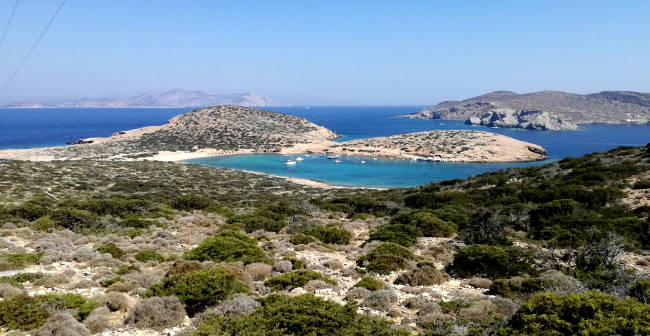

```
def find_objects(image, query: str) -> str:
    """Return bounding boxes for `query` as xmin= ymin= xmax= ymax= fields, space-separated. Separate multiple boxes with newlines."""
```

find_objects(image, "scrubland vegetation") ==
xmin=0 ymin=143 xmax=648 ymax=335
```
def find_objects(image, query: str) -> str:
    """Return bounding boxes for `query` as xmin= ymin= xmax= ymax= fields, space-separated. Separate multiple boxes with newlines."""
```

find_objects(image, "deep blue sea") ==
xmin=1 ymin=106 xmax=649 ymax=187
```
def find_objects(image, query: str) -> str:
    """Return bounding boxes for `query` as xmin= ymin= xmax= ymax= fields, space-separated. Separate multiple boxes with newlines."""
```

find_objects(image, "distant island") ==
xmin=2 ymin=89 xmax=274 ymax=108
xmin=0 ymin=105 xmax=548 ymax=163
xmin=401 ymin=90 xmax=650 ymax=130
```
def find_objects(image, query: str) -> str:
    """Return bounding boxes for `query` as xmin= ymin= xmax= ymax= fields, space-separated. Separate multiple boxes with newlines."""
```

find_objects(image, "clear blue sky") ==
xmin=0 ymin=0 xmax=649 ymax=105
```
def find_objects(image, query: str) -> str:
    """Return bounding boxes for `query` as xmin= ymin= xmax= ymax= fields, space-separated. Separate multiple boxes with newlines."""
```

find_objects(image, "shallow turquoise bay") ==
xmin=188 ymin=154 xmax=545 ymax=188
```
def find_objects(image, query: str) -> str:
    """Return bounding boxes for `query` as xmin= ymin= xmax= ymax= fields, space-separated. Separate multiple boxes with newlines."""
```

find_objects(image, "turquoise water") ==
xmin=190 ymin=154 xmax=549 ymax=188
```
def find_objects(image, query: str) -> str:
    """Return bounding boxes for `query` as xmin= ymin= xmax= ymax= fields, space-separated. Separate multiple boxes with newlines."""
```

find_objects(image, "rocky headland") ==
xmin=0 ymin=105 xmax=547 ymax=163
xmin=402 ymin=90 xmax=650 ymax=130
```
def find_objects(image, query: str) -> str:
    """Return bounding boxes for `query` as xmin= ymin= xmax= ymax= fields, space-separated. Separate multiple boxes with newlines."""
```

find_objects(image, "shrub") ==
xmin=632 ymin=179 xmax=650 ymax=189
xmin=125 ymin=296 xmax=186 ymax=330
xmin=368 ymin=224 xmax=421 ymax=247
xmin=207 ymin=295 xmax=260 ymax=317
xmin=289 ymin=233 xmax=317 ymax=245
xmin=169 ymin=195 xmax=213 ymax=211
xmin=99 ymin=276 xmax=123 ymax=288
xmin=361 ymin=289 xmax=398 ymax=311
xmin=229 ymin=201 xmax=306 ymax=233
xmin=446 ymin=245 xmax=535 ymax=279
xmin=183 ymin=231 xmax=267 ymax=264
xmin=134 ymin=249 xmax=165 ymax=262
xmin=121 ymin=216 xmax=159 ymax=229
xmin=500 ymin=291 xmax=650 ymax=335
xmin=83 ymin=307 xmax=111 ymax=334
xmin=303 ymin=225 xmax=351 ymax=244
xmin=394 ymin=264 xmax=449 ymax=286
xmin=32 ymin=216 xmax=57 ymax=231
xmin=354 ymin=277 xmax=386 ymax=291
xmin=357 ymin=243 xmax=413 ymax=275
xmin=95 ymin=243 xmax=124 ymax=259
xmin=0 ymin=283 xmax=23 ymax=299
xmin=194 ymin=294 xmax=409 ymax=336
xmin=488 ymin=277 xmax=549 ymax=299
xmin=245 ymin=262 xmax=272 ymax=281
xmin=629 ymin=279 xmax=650 ymax=304
xmin=35 ymin=312 xmax=91 ymax=336
xmin=145 ymin=268 xmax=249 ymax=316
xmin=102 ymin=291 xmax=130 ymax=312
xmin=391 ymin=211 xmax=457 ymax=237
xmin=50 ymin=208 xmax=98 ymax=231
xmin=0 ymin=272 xmax=43 ymax=288
xmin=0 ymin=252 xmax=42 ymax=270
xmin=0 ymin=293 xmax=98 ymax=331
xmin=264 ymin=270 xmax=336 ymax=291
xmin=115 ymin=264 xmax=140 ymax=275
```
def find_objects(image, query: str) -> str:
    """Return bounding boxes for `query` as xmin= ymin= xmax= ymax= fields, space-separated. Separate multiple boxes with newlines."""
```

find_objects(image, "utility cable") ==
xmin=0 ymin=0 xmax=66 ymax=96
xmin=0 ymin=0 xmax=20 ymax=50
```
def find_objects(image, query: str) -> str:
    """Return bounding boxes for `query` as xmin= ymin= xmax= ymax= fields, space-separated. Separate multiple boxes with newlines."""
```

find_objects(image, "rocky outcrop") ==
xmin=465 ymin=109 xmax=578 ymax=131
xmin=402 ymin=90 xmax=650 ymax=126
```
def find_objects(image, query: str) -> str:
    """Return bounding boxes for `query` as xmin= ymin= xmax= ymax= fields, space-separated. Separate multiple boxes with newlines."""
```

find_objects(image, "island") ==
xmin=401 ymin=90 xmax=650 ymax=130
xmin=0 ymin=105 xmax=547 ymax=163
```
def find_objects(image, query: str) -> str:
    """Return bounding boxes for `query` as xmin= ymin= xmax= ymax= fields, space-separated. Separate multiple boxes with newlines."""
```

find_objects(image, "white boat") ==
xmin=285 ymin=160 xmax=297 ymax=165
xmin=361 ymin=160 xmax=366 ymax=164
xmin=334 ymin=159 xmax=341 ymax=163
xmin=295 ymin=157 xmax=304 ymax=161
xmin=327 ymin=155 xmax=339 ymax=159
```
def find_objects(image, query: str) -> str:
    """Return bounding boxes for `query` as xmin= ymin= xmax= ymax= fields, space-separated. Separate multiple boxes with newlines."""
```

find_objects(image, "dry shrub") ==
xmin=124 ymin=296 xmax=186 ymax=330
xmin=83 ymin=307 xmax=112 ymax=334
xmin=394 ymin=265 xmax=449 ymax=286
xmin=457 ymin=300 xmax=498 ymax=324
xmin=469 ymin=277 xmax=493 ymax=289
xmin=0 ymin=283 xmax=24 ymax=299
xmin=245 ymin=262 xmax=272 ymax=281
xmin=108 ymin=280 xmax=138 ymax=293
xmin=166 ymin=260 xmax=203 ymax=276
xmin=490 ymin=296 xmax=519 ymax=320
xmin=361 ymin=289 xmax=398 ymax=311
xmin=70 ymin=247 xmax=96 ymax=263
xmin=303 ymin=279 xmax=335 ymax=292
xmin=272 ymin=260 xmax=293 ymax=273
xmin=418 ymin=302 xmax=442 ymax=316
xmin=102 ymin=291 xmax=130 ymax=312
xmin=194 ymin=295 xmax=260 ymax=326
xmin=35 ymin=312 xmax=90 ymax=336
xmin=539 ymin=270 xmax=585 ymax=294
xmin=41 ymin=272 xmax=70 ymax=289
xmin=417 ymin=311 xmax=451 ymax=328
xmin=345 ymin=287 xmax=370 ymax=301
xmin=123 ymin=271 xmax=161 ymax=288
xmin=403 ymin=296 xmax=427 ymax=309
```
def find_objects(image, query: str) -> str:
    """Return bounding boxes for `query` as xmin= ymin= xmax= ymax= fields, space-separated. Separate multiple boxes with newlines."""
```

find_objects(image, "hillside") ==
xmin=3 ymin=89 xmax=274 ymax=108
xmin=404 ymin=90 xmax=650 ymax=126
xmin=0 ymin=144 xmax=648 ymax=335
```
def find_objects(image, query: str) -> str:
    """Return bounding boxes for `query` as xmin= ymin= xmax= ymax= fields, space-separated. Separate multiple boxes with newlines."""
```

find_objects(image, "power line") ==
xmin=0 ymin=0 xmax=66 ymax=96
xmin=0 ymin=0 xmax=20 ymax=50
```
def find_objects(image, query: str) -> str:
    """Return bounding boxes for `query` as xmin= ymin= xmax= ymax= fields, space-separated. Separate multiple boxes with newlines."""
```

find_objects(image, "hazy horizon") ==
xmin=1 ymin=1 xmax=649 ymax=105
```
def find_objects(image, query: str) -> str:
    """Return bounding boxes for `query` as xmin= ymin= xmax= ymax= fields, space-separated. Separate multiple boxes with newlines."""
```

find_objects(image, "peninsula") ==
xmin=402 ymin=90 xmax=650 ymax=130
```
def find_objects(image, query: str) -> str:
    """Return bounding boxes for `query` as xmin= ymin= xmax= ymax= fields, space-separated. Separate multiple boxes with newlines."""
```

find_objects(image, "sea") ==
xmin=1 ymin=106 xmax=649 ymax=187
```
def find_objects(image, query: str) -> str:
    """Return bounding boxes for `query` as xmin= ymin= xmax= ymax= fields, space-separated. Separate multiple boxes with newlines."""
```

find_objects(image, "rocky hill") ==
xmin=403 ymin=90 xmax=650 ymax=128
xmin=3 ymin=89 xmax=274 ymax=108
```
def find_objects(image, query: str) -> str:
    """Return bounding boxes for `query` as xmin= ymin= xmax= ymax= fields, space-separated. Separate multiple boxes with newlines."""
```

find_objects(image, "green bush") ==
xmin=96 ymin=242 xmax=125 ymax=259
xmin=499 ymin=291 xmax=650 ymax=335
xmin=357 ymin=243 xmax=413 ymax=275
xmin=633 ymin=179 xmax=650 ymax=189
xmin=264 ymin=270 xmax=336 ymax=291
xmin=353 ymin=277 xmax=386 ymax=291
xmin=194 ymin=294 xmax=409 ymax=336
xmin=31 ymin=216 xmax=57 ymax=231
xmin=629 ymin=279 xmax=650 ymax=304
xmin=391 ymin=211 xmax=457 ymax=237
xmin=100 ymin=276 xmax=123 ymax=287
xmin=446 ymin=245 xmax=535 ymax=279
xmin=134 ymin=249 xmax=165 ymax=262
xmin=368 ymin=224 xmax=421 ymax=247
xmin=145 ymin=267 xmax=249 ymax=316
xmin=289 ymin=233 xmax=317 ymax=245
xmin=0 ymin=252 xmax=42 ymax=270
xmin=0 ymin=293 xmax=97 ymax=331
xmin=183 ymin=231 xmax=267 ymax=264
xmin=169 ymin=194 xmax=213 ymax=211
xmin=115 ymin=264 xmax=140 ymax=275
xmin=121 ymin=216 xmax=160 ymax=229
xmin=488 ymin=277 xmax=548 ymax=298
xmin=50 ymin=208 xmax=98 ymax=231
xmin=0 ymin=273 xmax=43 ymax=289
xmin=303 ymin=224 xmax=351 ymax=245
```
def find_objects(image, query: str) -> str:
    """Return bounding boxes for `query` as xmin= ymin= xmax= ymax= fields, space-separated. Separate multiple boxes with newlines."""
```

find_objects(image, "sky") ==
xmin=0 ymin=0 xmax=649 ymax=105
